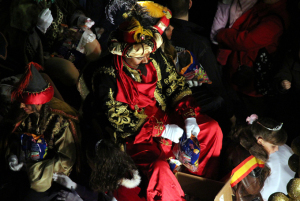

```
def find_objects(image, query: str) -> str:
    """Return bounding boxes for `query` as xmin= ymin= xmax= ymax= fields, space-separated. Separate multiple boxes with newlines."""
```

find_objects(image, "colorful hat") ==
xmin=0 ymin=32 xmax=8 ymax=60
xmin=107 ymin=1 xmax=172 ymax=57
xmin=11 ymin=62 xmax=54 ymax=105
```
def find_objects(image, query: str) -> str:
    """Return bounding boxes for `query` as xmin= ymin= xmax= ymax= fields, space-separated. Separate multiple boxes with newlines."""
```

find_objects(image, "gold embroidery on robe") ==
xmin=106 ymin=89 xmax=147 ymax=133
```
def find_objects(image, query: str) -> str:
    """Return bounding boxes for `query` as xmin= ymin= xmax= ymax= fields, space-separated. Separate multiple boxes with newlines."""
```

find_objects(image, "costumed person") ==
xmin=0 ymin=62 xmax=80 ymax=201
xmin=219 ymin=114 xmax=287 ymax=201
xmin=216 ymin=0 xmax=289 ymax=118
xmin=82 ymin=1 xmax=223 ymax=200
xmin=0 ymin=0 xmax=101 ymax=86
xmin=53 ymin=139 xmax=145 ymax=201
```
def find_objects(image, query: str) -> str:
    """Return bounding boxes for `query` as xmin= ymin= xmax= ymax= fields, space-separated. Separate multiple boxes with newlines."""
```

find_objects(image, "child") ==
xmin=220 ymin=114 xmax=287 ymax=201
xmin=53 ymin=139 xmax=144 ymax=201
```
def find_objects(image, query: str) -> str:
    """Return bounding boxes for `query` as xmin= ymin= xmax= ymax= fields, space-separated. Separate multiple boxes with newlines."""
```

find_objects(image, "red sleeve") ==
xmin=216 ymin=15 xmax=284 ymax=51
xmin=174 ymin=95 xmax=200 ymax=120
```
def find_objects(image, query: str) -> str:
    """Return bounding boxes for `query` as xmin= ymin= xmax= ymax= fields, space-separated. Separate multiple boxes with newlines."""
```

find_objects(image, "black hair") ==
xmin=165 ymin=0 xmax=189 ymax=18
xmin=89 ymin=139 xmax=137 ymax=192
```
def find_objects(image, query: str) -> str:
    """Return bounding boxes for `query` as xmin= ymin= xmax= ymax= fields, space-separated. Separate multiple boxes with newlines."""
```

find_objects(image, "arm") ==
xmin=210 ymin=1 xmax=231 ymax=44
xmin=273 ymin=53 xmax=294 ymax=93
xmin=216 ymin=15 xmax=284 ymax=51
xmin=27 ymin=120 xmax=76 ymax=192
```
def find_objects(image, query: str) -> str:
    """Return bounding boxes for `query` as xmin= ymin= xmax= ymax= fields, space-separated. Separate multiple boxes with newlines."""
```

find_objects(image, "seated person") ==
xmin=0 ymin=62 xmax=80 ymax=201
xmin=83 ymin=1 xmax=223 ymax=200
xmin=220 ymin=114 xmax=287 ymax=201
xmin=1 ymin=0 xmax=101 ymax=86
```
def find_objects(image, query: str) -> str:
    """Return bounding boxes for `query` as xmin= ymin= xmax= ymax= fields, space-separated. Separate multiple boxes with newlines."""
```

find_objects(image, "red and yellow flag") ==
xmin=230 ymin=155 xmax=264 ymax=187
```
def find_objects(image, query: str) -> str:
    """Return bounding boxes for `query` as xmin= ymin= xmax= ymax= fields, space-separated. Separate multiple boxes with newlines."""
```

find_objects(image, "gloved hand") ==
xmin=185 ymin=117 xmax=200 ymax=138
xmin=52 ymin=173 xmax=77 ymax=190
xmin=186 ymin=80 xmax=202 ymax=88
xmin=8 ymin=155 xmax=23 ymax=171
xmin=76 ymin=29 xmax=96 ymax=53
xmin=77 ymin=16 xmax=95 ymax=28
xmin=56 ymin=190 xmax=83 ymax=201
xmin=94 ymin=27 xmax=105 ymax=39
xmin=36 ymin=8 xmax=53 ymax=33
xmin=161 ymin=124 xmax=184 ymax=143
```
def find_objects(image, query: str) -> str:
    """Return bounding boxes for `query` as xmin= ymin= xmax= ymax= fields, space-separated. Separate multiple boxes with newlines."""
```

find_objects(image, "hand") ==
xmin=281 ymin=80 xmax=291 ymax=90
xmin=161 ymin=124 xmax=184 ymax=143
xmin=52 ymin=173 xmax=77 ymax=190
xmin=76 ymin=29 xmax=96 ymax=53
xmin=36 ymin=8 xmax=53 ymax=33
xmin=8 ymin=155 xmax=23 ymax=171
xmin=56 ymin=190 xmax=83 ymax=201
xmin=77 ymin=16 xmax=95 ymax=28
xmin=94 ymin=27 xmax=105 ymax=39
xmin=185 ymin=117 xmax=200 ymax=138
xmin=186 ymin=80 xmax=202 ymax=88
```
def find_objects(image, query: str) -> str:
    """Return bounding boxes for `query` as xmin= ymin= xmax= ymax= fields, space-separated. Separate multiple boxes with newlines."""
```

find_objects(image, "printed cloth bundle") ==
xmin=175 ymin=50 xmax=212 ymax=85
xmin=172 ymin=132 xmax=201 ymax=172
xmin=20 ymin=133 xmax=48 ymax=162
xmin=52 ymin=24 xmax=86 ymax=68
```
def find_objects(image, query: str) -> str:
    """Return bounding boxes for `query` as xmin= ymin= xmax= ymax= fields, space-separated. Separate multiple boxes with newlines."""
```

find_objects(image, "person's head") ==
xmin=20 ymin=103 xmax=42 ymax=114
xmin=232 ymin=115 xmax=287 ymax=161
xmin=250 ymin=117 xmax=287 ymax=155
xmin=124 ymin=53 xmax=150 ymax=69
xmin=166 ymin=0 xmax=191 ymax=19
xmin=108 ymin=1 xmax=172 ymax=64
xmin=11 ymin=62 xmax=54 ymax=111
xmin=88 ymin=139 xmax=139 ymax=192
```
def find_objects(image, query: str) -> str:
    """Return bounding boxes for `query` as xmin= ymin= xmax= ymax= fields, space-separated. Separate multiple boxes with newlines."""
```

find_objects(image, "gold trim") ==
xmin=172 ymin=89 xmax=192 ymax=107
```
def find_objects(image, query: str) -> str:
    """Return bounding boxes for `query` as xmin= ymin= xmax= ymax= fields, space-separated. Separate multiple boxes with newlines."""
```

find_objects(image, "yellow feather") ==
xmin=137 ymin=1 xmax=168 ymax=18
xmin=126 ymin=18 xmax=153 ymax=43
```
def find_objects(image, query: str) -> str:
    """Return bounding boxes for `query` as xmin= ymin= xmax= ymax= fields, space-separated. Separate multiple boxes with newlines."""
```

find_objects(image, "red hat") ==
xmin=11 ymin=62 xmax=54 ymax=105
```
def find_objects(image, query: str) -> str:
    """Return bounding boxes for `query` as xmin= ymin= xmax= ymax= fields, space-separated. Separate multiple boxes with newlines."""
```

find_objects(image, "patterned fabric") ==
xmin=91 ymin=48 xmax=192 ymax=144
xmin=7 ymin=97 xmax=80 ymax=192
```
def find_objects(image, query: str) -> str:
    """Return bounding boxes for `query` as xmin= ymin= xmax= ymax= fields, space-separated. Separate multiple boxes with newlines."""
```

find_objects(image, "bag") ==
xmin=173 ymin=132 xmax=201 ymax=172
xmin=232 ymin=48 xmax=275 ymax=95
xmin=20 ymin=133 xmax=48 ymax=162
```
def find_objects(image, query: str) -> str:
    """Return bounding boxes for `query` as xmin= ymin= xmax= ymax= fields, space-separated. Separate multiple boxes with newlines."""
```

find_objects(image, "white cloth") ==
xmin=260 ymin=144 xmax=295 ymax=200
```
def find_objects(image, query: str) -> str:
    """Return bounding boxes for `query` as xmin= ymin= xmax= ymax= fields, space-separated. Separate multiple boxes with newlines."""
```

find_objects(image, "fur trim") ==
xmin=120 ymin=169 xmax=141 ymax=189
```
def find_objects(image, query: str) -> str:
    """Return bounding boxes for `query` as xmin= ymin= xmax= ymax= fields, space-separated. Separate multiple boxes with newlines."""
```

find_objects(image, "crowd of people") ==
xmin=0 ymin=0 xmax=299 ymax=200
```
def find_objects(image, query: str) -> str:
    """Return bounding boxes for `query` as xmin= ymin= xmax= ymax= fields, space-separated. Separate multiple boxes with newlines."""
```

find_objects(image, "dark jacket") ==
xmin=274 ymin=52 xmax=300 ymax=94
xmin=170 ymin=18 xmax=233 ymax=117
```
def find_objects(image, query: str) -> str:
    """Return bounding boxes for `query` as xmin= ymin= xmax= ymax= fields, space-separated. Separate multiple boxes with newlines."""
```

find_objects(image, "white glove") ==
xmin=52 ymin=173 xmax=77 ymax=190
xmin=185 ymin=117 xmax=200 ymax=138
xmin=77 ymin=16 xmax=95 ymax=28
xmin=36 ymin=8 xmax=53 ymax=33
xmin=161 ymin=124 xmax=184 ymax=143
xmin=186 ymin=80 xmax=202 ymax=88
xmin=56 ymin=190 xmax=83 ymax=201
xmin=8 ymin=155 xmax=23 ymax=171
xmin=76 ymin=29 xmax=96 ymax=53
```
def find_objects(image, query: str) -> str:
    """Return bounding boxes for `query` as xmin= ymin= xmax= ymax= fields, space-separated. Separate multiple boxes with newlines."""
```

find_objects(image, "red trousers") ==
xmin=121 ymin=114 xmax=222 ymax=200
xmin=126 ymin=140 xmax=186 ymax=201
